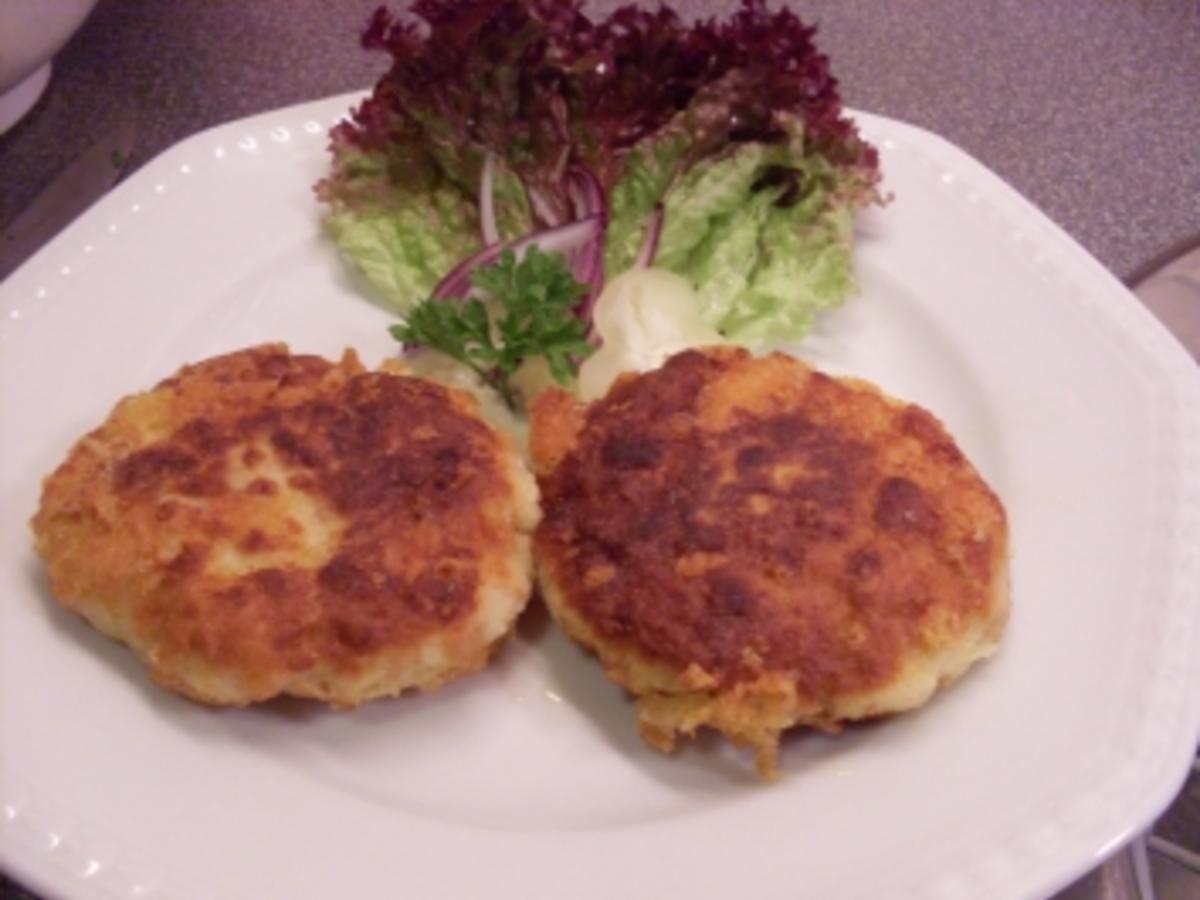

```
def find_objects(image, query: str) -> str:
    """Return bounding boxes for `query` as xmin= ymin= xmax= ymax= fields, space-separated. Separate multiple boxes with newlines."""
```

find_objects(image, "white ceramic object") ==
xmin=0 ymin=0 xmax=99 ymax=133
xmin=1 ymin=94 xmax=1199 ymax=900
xmin=1135 ymin=243 xmax=1200 ymax=359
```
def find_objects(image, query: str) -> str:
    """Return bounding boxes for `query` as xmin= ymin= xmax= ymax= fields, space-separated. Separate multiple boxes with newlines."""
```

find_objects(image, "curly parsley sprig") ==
xmin=389 ymin=247 xmax=594 ymax=410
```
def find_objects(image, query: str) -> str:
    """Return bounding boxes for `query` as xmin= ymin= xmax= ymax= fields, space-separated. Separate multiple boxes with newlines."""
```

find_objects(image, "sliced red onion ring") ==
xmin=479 ymin=151 xmax=499 ymax=246
xmin=562 ymin=165 xmax=608 ymax=331
xmin=634 ymin=203 xmax=664 ymax=268
xmin=569 ymin=236 xmax=605 ymax=332
xmin=431 ymin=213 xmax=605 ymax=301
xmin=526 ymin=185 xmax=562 ymax=229
xmin=566 ymin=165 xmax=606 ymax=221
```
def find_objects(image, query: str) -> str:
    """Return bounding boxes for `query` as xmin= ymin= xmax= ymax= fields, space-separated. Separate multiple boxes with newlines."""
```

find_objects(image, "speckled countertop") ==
xmin=2 ymin=0 xmax=1198 ymax=280
xmin=1 ymin=2 xmax=1198 ymax=898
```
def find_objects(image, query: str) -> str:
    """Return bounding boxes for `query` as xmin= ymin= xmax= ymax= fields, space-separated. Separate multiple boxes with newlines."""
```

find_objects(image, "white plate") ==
xmin=3 ymin=94 xmax=1199 ymax=900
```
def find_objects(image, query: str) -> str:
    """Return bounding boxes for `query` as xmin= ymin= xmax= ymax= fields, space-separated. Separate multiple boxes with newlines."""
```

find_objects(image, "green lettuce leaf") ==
xmin=653 ymin=142 xmax=791 ymax=272
xmin=320 ymin=173 xmax=480 ymax=312
xmin=318 ymin=145 xmax=532 ymax=312
xmin=603 ymin=130 xmax=689 ymax=277
xmin=630 ymin=135 xmax=858 ymax=343
xmin=684 ymin=185 xmax=780 ymax=328
xmin=718 ymin=201 xmax=853 ymax=343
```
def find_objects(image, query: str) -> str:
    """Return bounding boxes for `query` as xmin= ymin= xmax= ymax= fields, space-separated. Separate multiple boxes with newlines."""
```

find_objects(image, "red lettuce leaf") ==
xmin=318 ymin=0 xmax=881 ymax=222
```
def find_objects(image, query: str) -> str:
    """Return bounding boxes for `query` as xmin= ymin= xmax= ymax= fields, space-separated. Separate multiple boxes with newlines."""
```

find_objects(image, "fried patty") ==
xmin=531 ymin=346 xmax=1009 ymax=777
xmin=32 ymin=344 xmax=539 ymax=706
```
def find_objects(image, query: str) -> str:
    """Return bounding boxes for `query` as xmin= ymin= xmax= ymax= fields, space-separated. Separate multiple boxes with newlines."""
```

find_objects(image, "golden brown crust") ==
xmin=532 ymin=346 xmax=1009 ymax=774
xmin=528 ymin=387 xmax=586 ymax=478
xmin=33 ymin=344 xmax=539 ymax=706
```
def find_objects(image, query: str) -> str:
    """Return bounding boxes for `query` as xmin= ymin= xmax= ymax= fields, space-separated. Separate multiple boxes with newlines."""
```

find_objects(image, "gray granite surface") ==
xmin=2 ymin=0 xmax=1198 ymax=280
xmin=2 ymin=1 xmax=1198 ymax=898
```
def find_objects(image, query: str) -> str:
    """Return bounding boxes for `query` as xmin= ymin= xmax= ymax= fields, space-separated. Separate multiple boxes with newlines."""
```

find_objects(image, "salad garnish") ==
xmin=391 ymin=246 xmax=593 ymax=410
xmin=317 ymin=0 xmax=883 ymax=348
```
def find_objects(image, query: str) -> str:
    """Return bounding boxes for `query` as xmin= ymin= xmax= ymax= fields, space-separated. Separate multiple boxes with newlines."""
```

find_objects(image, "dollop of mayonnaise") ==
xmin=576 ymin=268 xmax=725 ymax=401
